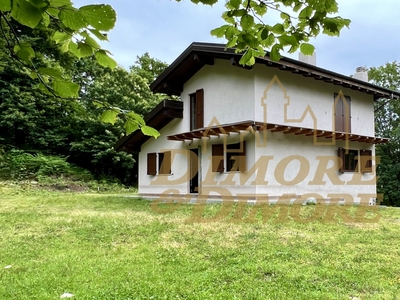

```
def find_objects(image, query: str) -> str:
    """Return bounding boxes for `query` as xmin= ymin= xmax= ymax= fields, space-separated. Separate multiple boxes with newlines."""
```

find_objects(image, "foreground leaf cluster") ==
xmin=183 ymin=0 xmax=350 ymax=65
xmin=1 ymin=0 xmax=117 ymax=97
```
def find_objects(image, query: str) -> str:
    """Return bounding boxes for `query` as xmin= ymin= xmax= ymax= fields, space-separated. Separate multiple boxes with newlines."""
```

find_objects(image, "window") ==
xmin=190 ymin=89 xmax=204 ymax=130
xmin=334 ymin=93 xmax=351 ymax=133
xmin=147 ymin=151 xmax=171 ymax=175
xmin=212 ymin=142 xmax=246 ymax=172
xmin=338 ymin=148 xmax=372 ymax=173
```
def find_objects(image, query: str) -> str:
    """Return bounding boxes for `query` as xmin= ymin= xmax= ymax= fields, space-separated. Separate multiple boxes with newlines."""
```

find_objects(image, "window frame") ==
xmin=147 ymin=151 xmax=172 ymax=175
xmin=338 ymin=148 xmax=373 ymax=173
xmin=212 ymin=142 xmax=246 ymax=173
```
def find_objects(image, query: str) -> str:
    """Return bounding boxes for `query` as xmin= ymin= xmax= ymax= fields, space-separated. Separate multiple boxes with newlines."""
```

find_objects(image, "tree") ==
xmin=368 ymin=62 xmax=400 ymax=206
xmin=130 ymin=53 xmax=169 ymax=85
xmin=184 ymin=0 xmax=350 ymax=65
xmin=68 ymin=55 xmax=170 ymax=184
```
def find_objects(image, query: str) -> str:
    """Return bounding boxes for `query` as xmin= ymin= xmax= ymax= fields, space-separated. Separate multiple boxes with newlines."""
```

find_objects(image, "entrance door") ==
xmin=189 ymin=148 xmax=199 ymax=194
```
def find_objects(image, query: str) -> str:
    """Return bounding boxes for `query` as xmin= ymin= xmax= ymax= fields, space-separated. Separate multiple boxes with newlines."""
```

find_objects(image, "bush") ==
xmin=0 ymin=149 xmax=92 ymax=181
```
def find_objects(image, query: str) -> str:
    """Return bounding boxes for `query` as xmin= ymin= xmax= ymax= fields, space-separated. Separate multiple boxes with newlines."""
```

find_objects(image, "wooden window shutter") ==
xmin=360 ymin=149 xmax=372 ymax=173
xmin=238 ymin=141 xmax=247 ymax=172
xmin=147 ymin=153 xmax=157 ymax=175
xmin=212 ymin=144 xmax=224 ymax=173
xmin=334 ymin=94 xmax=344 ymax=132
xmin=195 ymin=89 xmax=204 ymax=129
xmin=344 ymin=96 xmax=351 ymax=133
xmin=338 ymin=147 xmax=345 ymax=173
xmin=159 ymin=151 xmax=171 ymax=175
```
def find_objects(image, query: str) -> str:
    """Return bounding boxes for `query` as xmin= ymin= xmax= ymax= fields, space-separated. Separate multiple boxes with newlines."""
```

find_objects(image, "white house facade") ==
xmin=116 ymin=43 xmax=400 ymax=205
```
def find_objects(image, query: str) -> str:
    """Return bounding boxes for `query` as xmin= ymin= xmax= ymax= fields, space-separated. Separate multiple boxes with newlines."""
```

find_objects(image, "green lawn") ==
xmin=0 ymin=191 xmax=400 ymax=299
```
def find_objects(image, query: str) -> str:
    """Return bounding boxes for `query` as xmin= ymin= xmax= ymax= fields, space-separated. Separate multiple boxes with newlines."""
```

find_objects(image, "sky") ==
xmin=73 ymin=0 xmax=400 ymax=77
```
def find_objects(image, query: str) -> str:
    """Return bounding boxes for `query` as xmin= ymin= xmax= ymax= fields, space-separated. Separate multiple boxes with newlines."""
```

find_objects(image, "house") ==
xmin=115 ymin=42 xmax=400 ymax=205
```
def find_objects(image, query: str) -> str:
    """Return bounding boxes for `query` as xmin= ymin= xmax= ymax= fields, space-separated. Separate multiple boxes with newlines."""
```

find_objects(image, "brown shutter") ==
xmin=238 ymin=141 xmax=247 ymax=172
xmin=212 ymin=144 xmax=224 ymax=173
xmin=344 ymin=96 xmax=351 ymax=133
xmin=159 ymin=151 xmax=171 ymax=175
xmin=334 ymin=94 xmax=344 ymax=132
xmin=196 ymin=89 xmax=204 ymax=129
xmin=360 ymin=149 xmax=372 ymax=173
xmin=338 ymin=147 xmax=345 ymax=173
xmin=147 ymin=153 xmax=157 ymax=175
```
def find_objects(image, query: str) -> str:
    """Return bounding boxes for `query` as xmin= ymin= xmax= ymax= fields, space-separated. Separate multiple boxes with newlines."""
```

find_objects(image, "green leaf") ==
xmin=270 ymin=44 xmax=282 ymax=61
xmin=222 ymin=11 xmax=236 ymax=25
xmin=323 ymin=19 xmax=339 ymax=35
xmin=127 ymin=111 xmax=145 ymax=126
xmin=68 ymin=41 xmax=81 ymax=58
xmin=261 ymin=33 xmax=275 ymax=48
xmin=241 ymin=33 xmax=258 ymax=48
xmin=227 ymin=0 xmax=241 ymax=10
xmin=300 ymin=43 xmax=315 ymax=55
xmin=239 ymin=49 xmax=255 ymax=66
xmin=11 ymin=0 xmax=43 ymax=28
xmin=100 ymin=109 xmax=119 ymax=124
xmin=38 ymin=67 xmax=63 ymax=77
xmin=77 ymin=42 xmax=93 ymax=57
xmin=253 ymin=3 xmax=267 ymax=16
xmin=100 ymin=109 xmax=120 ymax=124
xmin=299 ymin=6 xmax=313 ymax=19
xmin=95 ymin=50 xmax=117 ymax=69
xmin=49 ymin=0 xmax=71 ymax=6
xmin=225 ymin=26 xmax=237 ymax=39
xmin=280 ymin=12 xmax=290 ymax=20
xmin=53 ymin=31 xmax=70 ymax=43
xmin=79 ymin=4 xmax=116 ymax=31
xmin=29 ymin=0 xmax=49 ymax=8
xmin=0 ymin=0 xmax=11 ymax=11
xmin=92 ymin=100 xmax=104 ymax=108
xmin=141 ymin=125 xmax=160 ymax=139
xmin=124 ymin=119 xmax=139 ymax=135
xmin=293 ymin=3 xmax=302 ymax=12
xmin=272 ymin=23 xmax=285 ymax=34
xmin=52 ymin=79 xmax=79 ymax=98
xmin=60 ymin=40 xmax=70 ymax=52
xmin=38 ymin=83 xmax=53 ymax=95
xmin=210 ymin=25 xmax=230 ymax=38
xmin=59 ymin=7 xmax=87 ymax=30
xmin=47 ymin=7 xmax=60 ymax=17
xmin=278 ymin=35 xmax=298 ymax=47
xmin=260 ymin=27 xmax=269 ymax=40
xmin=89 ymin=29 xmax=108 ymax=41
xmin=82 ymin=32 xmax=100 ymax=49
xmin=41 ymin=12 xmax=50 ymax=26
xmin=229 ymin=9 xmax=246 ymax=17
xmin=14 ymin=42 xmax=35 ymax=63
xmin=240 ymin=14 xmax=254 ymax=30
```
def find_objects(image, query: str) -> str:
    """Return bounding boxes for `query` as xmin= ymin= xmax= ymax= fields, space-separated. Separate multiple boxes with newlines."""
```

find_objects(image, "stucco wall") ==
xmin=183 ymin=59 xmax=255 ymax=127
xmin=253 ymin=65 xmax=375 ymax=136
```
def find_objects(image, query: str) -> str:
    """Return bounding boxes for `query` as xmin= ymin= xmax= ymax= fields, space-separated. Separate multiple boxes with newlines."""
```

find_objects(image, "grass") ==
xmin=1 ymin=191 xmax=400 ymax=299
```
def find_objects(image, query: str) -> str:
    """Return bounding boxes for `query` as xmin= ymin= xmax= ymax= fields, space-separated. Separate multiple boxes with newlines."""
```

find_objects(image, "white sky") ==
xmin=73 ymin=0 xmax=400 ymax=77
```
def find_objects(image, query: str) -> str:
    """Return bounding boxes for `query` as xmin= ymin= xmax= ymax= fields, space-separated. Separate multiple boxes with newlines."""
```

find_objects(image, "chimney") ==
xmin=299 ymin=51 xmax=316 ymax=66
xmin=354 ymin=66 xmax=368 ymax=82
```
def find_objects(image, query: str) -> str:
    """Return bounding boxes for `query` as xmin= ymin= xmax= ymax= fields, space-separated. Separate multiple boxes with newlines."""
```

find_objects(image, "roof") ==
xmin=151 ymin=42 xmax=400 ymax=100
xmin=114 ymin=100 xmax=183 ymax=152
